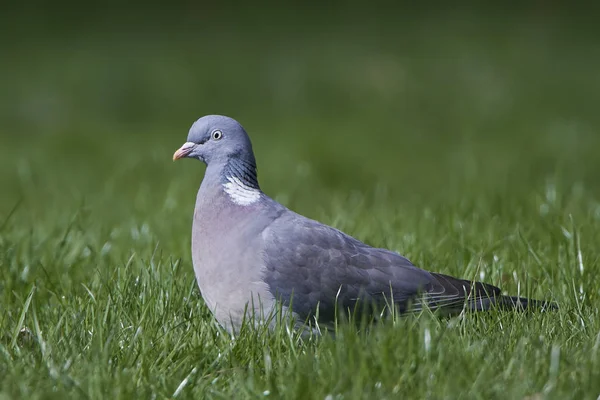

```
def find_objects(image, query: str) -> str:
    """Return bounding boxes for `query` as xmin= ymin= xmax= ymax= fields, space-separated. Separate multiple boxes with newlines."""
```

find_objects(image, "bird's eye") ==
xmin=211 ymin=130 xmax=223 ymax=140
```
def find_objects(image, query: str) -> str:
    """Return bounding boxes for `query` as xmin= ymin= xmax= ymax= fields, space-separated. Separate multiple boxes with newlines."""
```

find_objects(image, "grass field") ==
xmin=2 ymin=7 xmax=600 ymax=399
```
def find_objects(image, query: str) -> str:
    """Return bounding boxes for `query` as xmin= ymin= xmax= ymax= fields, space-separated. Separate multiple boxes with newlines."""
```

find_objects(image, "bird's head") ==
xmin=173 ymin=115 xmax=255 ymax=166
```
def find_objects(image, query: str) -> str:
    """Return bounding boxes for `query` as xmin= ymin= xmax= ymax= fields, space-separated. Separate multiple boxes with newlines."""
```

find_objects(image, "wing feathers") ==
xmin=263 ymin=212 xmax=505 ymax=322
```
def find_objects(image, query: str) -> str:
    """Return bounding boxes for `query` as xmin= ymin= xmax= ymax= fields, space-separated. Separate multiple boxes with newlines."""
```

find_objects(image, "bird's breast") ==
xmin=190 ymin=200 xmax=274 ymax=329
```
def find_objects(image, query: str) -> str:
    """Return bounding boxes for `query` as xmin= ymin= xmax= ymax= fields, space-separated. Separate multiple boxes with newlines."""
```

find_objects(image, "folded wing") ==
xmin=262 ymin=212 xmax=502 ymax=323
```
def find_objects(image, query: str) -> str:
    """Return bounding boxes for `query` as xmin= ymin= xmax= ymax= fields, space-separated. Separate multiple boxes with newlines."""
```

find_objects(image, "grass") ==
xmin=2 ymin=7 xmax=600 ymax=399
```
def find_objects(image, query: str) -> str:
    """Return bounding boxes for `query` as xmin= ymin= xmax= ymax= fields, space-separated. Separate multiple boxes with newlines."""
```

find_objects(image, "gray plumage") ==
xmin=173 ymin=115 xmax=554 ymax=333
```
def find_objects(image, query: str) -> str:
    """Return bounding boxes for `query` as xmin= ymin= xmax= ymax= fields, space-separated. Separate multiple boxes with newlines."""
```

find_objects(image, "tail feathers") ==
xmin=425 ymin=273 xmax=557 ymax=313
xmin=495 ymin=295 xmax=558 ymax=312
xmin=466 ymin=294 xmax=557 ymax=312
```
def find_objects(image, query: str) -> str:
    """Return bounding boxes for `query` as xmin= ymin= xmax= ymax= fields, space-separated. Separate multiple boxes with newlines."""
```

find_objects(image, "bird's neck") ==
xmin=222 ymin=157 xmax=260 ymax=190
xmin=201 ymin=156 xmax=262 ymax=207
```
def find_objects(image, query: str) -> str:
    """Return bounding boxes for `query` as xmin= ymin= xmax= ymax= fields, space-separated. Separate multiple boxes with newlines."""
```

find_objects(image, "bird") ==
xmin=173 ymin=115 xmax=555 ymax=333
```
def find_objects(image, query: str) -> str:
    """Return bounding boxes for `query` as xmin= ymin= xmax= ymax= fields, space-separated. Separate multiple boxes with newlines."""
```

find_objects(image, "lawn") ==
xmin=1 ymin=5 xmax=600 ymax=399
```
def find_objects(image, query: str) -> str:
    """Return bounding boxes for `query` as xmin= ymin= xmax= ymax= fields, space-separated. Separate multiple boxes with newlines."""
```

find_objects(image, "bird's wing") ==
xmin=261 ymin=211 xmax=501 ymax=322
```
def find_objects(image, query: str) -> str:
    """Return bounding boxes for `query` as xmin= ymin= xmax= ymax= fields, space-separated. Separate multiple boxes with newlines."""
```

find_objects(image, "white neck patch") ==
xmin=222 ymin=176 xmax=261 ymax=206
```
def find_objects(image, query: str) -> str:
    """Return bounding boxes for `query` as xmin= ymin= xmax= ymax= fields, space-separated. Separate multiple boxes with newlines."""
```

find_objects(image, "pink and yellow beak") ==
xmin=173 ymin=142 xmax=196 ymax=161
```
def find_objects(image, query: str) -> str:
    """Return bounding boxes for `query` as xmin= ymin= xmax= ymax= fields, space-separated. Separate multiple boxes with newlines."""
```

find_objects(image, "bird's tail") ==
xmin=465 ymin=293 xmax=558 ymax=312
xmin=490 ymin=295 xmax=558 ymax=312
xmin=426 ymin=273 xmax=557 ymax=313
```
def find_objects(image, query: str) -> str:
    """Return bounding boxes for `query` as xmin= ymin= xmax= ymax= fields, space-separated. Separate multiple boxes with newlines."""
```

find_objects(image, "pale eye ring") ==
xmin=211 ymin=130 xmax=223 ymax=140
